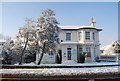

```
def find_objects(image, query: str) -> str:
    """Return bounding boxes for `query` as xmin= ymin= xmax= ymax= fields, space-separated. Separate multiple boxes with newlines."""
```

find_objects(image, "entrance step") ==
xmin=85 ymin=57 xmax=92 ymax=63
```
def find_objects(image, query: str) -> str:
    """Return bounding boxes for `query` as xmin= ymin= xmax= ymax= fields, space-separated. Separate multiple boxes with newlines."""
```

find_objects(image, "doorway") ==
xmin=67 ymin=48 xmax=72 ymax=60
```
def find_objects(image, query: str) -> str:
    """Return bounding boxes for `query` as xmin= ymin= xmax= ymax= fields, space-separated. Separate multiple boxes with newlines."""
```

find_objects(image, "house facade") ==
xmin=0 ymin=40 xmax=6 ymax=54
xmin=59 ymin=18 xmax=102 ymax=63
xmin=0 ymin=40 xmax=6 ymax=61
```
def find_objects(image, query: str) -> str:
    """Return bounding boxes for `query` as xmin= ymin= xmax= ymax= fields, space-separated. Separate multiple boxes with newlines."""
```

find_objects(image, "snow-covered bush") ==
xmin=112 ymin=40 xmax=120 ymax=53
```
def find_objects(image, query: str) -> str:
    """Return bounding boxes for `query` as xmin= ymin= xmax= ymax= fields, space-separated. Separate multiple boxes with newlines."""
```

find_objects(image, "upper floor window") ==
xmin=93 ymin=32 xmax=95 ymax=40
xmin=66 ymin=33 xmax=71 ymax=41
xmin=85 ymin=32 xmax=90 ymax=40
xmin=79 ymin=32 xmax=82 ymax=40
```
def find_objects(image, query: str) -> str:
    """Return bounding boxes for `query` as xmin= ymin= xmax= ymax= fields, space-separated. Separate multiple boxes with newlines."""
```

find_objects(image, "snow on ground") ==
xmin=1 ymin=66 xmax=119 ymax=75
xmin=22 ymin=62 xmax=36 ymax=66
xmin=20 ymin=62 xmax=119 ymax=66
xmin=62 ymin=60 xmax=77 ymax=64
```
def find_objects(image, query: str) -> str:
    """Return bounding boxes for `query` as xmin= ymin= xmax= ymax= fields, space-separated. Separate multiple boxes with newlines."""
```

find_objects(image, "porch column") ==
xmin=82 ymin=45 xmax=86 ymax=52
xmin=91 ymin=45 xmax=95 ymax=62
xmin=90 ymin=31 xmax=93 ymax=41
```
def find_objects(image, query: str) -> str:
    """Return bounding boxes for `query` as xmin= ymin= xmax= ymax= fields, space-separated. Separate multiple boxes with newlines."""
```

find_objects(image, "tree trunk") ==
xmin=37 ymin=42 xmax=46 ymax=65
xmin=35 ymin=41 xmax=40 ymax=64
xmin=19 ymin=38 xmax=28 ymax=65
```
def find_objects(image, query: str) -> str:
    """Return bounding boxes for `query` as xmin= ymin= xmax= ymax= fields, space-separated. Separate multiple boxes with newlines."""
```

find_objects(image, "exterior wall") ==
xmin=59 ymin=29 xmax=100 ymax=44
xmin=41 ymin=54 xmax=56 ymax=64
xmin=0 ymin=46 xmax=2 ymax=54
xmin=36 ymin=53 xmax=56 ymax=64
xmin=59 ymin=30 xmax=78 ymax=42
xmin=59 ymin=28 xmax=101 ymax=63
xmin=0 ymin=41 xmax=6 ymax=54
xmin=36 ymin=51 xmax=56 ymax=64
xmin=78 ymin=29 xmax=99 ymax=44
xmin=61 ymin=44 xmax=77 ymax=63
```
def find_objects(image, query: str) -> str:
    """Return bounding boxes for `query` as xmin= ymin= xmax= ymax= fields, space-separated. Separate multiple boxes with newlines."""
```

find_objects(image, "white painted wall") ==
xmin=61 ymin=44 xmax=77 ymax=63
xmin=59 ymin=30 xmax=78 ymax=42
xmin=41 ymin=54 xmax=56 ymax=64
xmin=59 ymin=29 xmax=100 ymax=44
xmin=59 ymin=28 xmax=101 ymax=63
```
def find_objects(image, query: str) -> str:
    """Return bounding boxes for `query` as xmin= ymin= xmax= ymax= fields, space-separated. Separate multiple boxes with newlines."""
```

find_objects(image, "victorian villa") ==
xmin=59 ymin=18 xmax=102 ymax=63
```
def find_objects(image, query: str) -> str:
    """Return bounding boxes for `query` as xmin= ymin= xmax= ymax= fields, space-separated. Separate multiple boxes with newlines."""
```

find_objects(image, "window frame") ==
xmin=93 ymin=32 xmax=95 ymax=40
xmin=66 ymin=33 xmax=71 ymax=41
xmin=85 ymin=32 xmax=90 ymax=40
xmin=86 ymin=47 xmax=91 ymax=57
xmin=79 ymin=32 xmax=82 ymax=40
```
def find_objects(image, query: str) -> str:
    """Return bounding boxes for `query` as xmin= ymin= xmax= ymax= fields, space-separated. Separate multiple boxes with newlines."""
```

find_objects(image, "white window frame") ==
xmin=79 ymin=32 xmax=82 ymax=40
xmin=85 ymin=32 xmax=90 ymax=40
xmin=66 ymin=33 xmax=71 ymax=41
xmin=93 ymin=32 xmax=95 ymax=40
xmin=86 ymin=47 xmax=91 ymax=53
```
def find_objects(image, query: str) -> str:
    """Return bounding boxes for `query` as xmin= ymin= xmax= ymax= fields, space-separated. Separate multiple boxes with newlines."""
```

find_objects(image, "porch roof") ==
xmin=60 ymin=42 xmax=100 ymax=45
xmin=60 ymin=42 xmax=79 ymax=45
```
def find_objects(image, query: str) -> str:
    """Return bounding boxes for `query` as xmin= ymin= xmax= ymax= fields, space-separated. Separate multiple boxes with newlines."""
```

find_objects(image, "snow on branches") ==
xmin=2 ymin=9 xmax=60 ymax=65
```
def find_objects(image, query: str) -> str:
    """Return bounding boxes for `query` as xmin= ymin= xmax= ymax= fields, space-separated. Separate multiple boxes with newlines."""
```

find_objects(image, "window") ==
xmin=86 ymin=47 xmax=91 ymax=57
xmin=79 ymin=48 xmax=83 ymax=53
xmin=93 ymin=32 xmax=95 ymax=40
xmin=66 ymin=33 xmax=71 ymax=40
xmin=49 ymin=52 xmax=54 ymax=58
xmin=79 ymin=32 xmax=82 ymax=40
xmin=86 ymin=47 xmax=91 ymax=53
xmin=85 ymin=32 xmax=90 ymax=40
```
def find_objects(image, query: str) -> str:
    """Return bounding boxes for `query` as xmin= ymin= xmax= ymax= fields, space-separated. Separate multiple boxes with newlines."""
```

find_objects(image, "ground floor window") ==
xmin=49 ymin=51 xmax=54 ymax=58
xmin=79 ymin=48 xmax=83 ymax=53
xmin=86 ymin=47 xmax=91 ymax=57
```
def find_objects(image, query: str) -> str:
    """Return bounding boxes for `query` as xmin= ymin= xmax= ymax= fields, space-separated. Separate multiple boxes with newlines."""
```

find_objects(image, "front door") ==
xmin=77 ymin=48 xmax=83 ymax=63
xmin=67 ymin=48 xmax=71 ymax=60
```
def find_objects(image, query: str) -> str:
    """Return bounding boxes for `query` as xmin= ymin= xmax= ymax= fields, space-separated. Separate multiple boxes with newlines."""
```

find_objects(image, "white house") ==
xmin=0 ymin=40 xmax=6 ymax=53
xmin=59 ymin=18 xmax=102 ymax=63
xmin=0 ymin=40 xmax=6 ymax=61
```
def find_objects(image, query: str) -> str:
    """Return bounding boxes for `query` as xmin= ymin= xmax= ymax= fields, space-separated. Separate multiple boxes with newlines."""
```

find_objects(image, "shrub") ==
xmin=79 ymin=52 xmax=86 ymax=63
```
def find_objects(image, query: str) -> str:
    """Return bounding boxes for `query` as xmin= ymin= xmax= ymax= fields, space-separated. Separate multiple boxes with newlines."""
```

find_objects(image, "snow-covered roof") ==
xmin=59 ymin=26 xmax=93 ymax=29
xmin=59 ymin=26 xmax=81 ymax=29
xmin=59 ymin=26 xmax=102 ymax=31
xmin=0 ymin=40 xmax=6 ymax=42
xmin=100 ymin=44 xmax=113 ymax=50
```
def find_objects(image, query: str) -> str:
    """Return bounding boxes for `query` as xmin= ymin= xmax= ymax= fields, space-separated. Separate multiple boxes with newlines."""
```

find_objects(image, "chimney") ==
xmin=90 ymin=17 xmax=96 ymax=27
